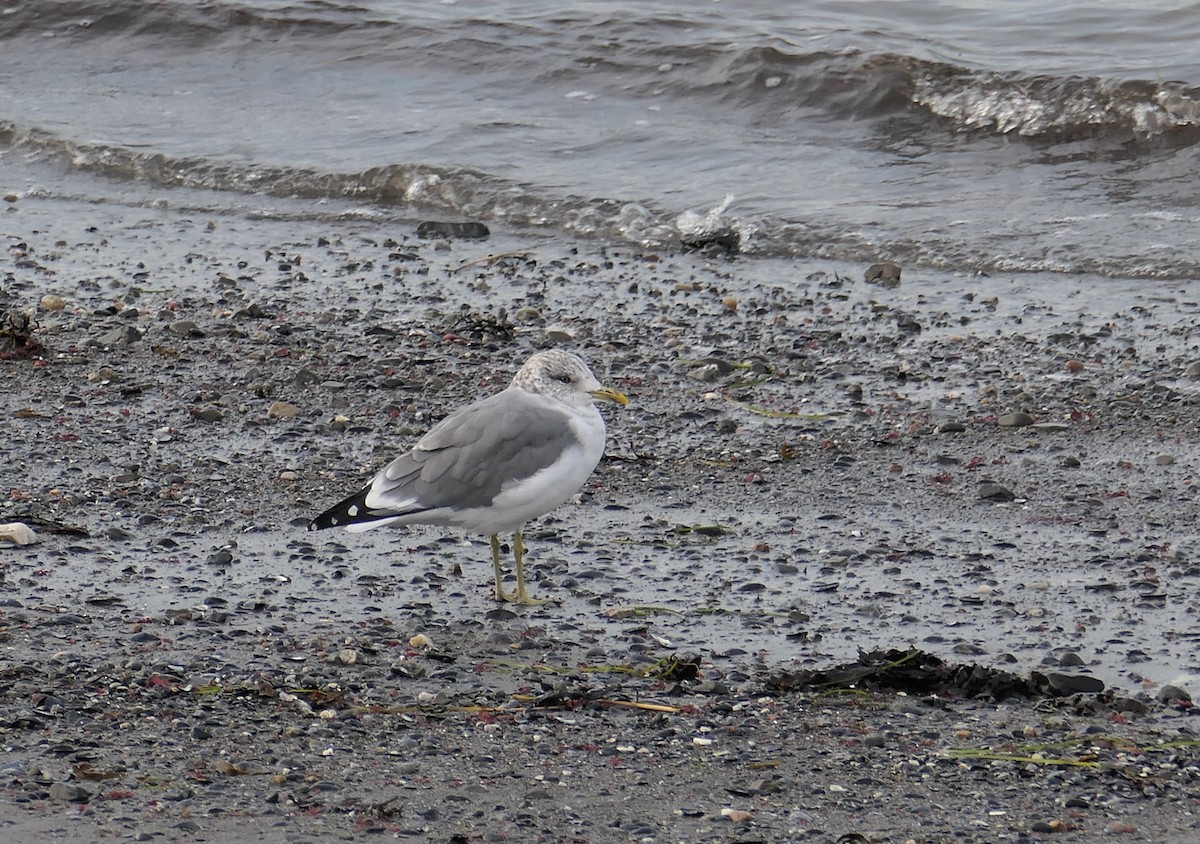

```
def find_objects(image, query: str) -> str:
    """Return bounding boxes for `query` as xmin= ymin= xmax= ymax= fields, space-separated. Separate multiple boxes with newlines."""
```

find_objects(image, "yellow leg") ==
xmin=512 ymin=530 xmax=553 ymax=606
xmin=490 ymin=535 xmax=516 ymax=602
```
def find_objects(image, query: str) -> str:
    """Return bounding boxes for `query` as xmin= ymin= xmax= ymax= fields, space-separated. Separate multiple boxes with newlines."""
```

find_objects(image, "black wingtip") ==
xmin=308 ymin=487 xmax=371 ymax=531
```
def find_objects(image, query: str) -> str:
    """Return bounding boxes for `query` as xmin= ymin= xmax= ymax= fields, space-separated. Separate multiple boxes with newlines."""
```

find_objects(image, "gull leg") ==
xmin=512 ymin=530 xmax=553 ymax=605
xmin=490 ymin=535 xmax=517 ymax=602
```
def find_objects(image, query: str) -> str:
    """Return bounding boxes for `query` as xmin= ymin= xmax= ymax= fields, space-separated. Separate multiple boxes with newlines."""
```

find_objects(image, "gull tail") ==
xmin=308 ymin=487 xmax=405 ymax=532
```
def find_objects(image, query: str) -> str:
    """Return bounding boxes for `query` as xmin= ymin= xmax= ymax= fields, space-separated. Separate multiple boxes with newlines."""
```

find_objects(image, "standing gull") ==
xmin=309 ymin=350 xmax=628 ymax=605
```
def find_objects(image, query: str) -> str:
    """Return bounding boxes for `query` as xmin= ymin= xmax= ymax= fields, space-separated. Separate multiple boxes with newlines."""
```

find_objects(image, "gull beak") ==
xmin=590 ymin=386 xmax=629 ymax=406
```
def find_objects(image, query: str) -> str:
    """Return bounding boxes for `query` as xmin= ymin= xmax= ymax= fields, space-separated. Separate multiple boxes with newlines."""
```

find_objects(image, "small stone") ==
xmin=1186 ymin=361 xmax=1200 ymax=379
xmin=294 ymin=367 xmax=322 ymax=386
xmin=978 ymin=482 xmax=1016 ymax=502
xmin=0 ymin=522 xmax=39 ymax=546
xmin=416 ymin=221 xmax=490 ymax=240
xmin=864 ymin=261 xmax=902 ymax=286
xmin=191 ymin=406 xmax=225 ymax=423
xmin=268 ymin=400 xmax=301 ymax=419
xmin=545 ymin=324 xmax=574 ymax=342
xmin=409 ymin=633 xmax=432 ymax=648
xmin=514 ymin=307 xmax=541 ymax=322
xmin=1155 ymin=454 xmax=1176 ymax=466
xmin=41 ymin=294 xmax=68 ymax=311
xmin=747 ymin=778 xmax=781 ymax=795
xmin=1041 ymin=672 xmax=1105 ymax=695
xmin=1104 ymin=821 xmax=1136 ymax=835
xmin=1064 ymin=359 xmax=1084 ymax=373
xmin=233 ymin=303 xmax=266 ymax=319
xmin=997 ymin=411 xmax=1035 ymax=427
xmin=680 ymin=228 xmax=739 ymax=255
xmin=337 ymin=648 xmax=358 ymax=665
xmin=1157 ymin=684 xmax=1192 ymax=704
xmin=936 ymin=420 xmax=966 ymax=433
xmin=94 ymin=325 xmax=142 ymax=348
xmin=687 ymin=364 xmax=722 ymax=383
xmin=720 ymin=808 xmax=753 ymax=823
xmin=48 ymin=782 xmax=91 ymax=803
xmin=167 ymin=320 xmax=200 ymax=336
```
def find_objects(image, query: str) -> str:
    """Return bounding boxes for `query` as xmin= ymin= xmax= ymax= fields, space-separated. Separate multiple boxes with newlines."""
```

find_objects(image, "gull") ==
xmin=309 ymin=350 xmax=628 ymax=604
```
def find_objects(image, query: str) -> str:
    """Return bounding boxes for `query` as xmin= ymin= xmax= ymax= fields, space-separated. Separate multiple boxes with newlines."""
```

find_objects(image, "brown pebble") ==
xmin=1064 ymin=359 xmax=1084 ymax=373
xmin=721 ymin=809 xmax=753 ymax=823
xmin=191 ymin=406 xmax=224 ymax=423
xmin=268 ymin=400 xmax=301 ymax=419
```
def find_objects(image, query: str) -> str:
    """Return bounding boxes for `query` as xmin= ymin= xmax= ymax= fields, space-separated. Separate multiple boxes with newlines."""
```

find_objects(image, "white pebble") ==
xmin=0 ymin=522 xmax=39 ymax=546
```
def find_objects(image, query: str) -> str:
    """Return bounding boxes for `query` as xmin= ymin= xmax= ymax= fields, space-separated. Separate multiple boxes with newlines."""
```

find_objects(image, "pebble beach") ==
xmin=3 ymin=193 xmax=1200 ymax=842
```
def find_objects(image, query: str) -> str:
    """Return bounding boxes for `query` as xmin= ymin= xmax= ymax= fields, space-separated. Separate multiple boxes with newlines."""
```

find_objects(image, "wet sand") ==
xmin=2 ymin=194 xmax=1200 ymax=841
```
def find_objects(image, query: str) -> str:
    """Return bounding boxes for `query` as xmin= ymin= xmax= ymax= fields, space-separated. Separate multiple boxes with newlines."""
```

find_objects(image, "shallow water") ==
xmin=3 ymin=0 xmax=1200 ymax=276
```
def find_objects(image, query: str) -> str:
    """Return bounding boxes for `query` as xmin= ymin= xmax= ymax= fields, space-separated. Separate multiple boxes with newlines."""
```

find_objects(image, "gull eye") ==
xmin=555 ymin=373 xmax=573 ymax=384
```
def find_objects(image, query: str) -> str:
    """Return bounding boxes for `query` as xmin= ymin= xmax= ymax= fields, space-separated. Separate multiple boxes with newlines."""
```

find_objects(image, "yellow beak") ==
xmin=590 ymin=387 xmax=629 ymax=406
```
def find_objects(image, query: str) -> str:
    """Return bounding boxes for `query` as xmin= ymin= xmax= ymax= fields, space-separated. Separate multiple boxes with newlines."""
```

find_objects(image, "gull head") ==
xmin=512 ymin=349 xmax=629 ymax=408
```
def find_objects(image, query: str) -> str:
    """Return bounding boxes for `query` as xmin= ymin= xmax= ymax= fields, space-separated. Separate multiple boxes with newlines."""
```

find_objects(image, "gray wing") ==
xmin=370 ymin=387 xmax=579 ymax=513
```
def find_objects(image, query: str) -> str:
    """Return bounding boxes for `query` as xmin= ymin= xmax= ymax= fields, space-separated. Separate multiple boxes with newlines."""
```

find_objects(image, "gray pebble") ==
xmin=978 ymin=482 xmax=1016 ymax=502
xmin=48 ymin=782 xmax=91 ymax=803
xmin=864 ymin=261 xmax=902 ymax=286
xmin=687 ymin=363 xmax=722 ymax=383
xmin=93 ymin=325 xmax=142 ymax=347
xmin=1041 ymin=672 xmax=1105 ymax=695
xmin=1157 ymin=684 xmax=1191 ymax=704
xmin=192 ymin=405 xmax=225 ymax=423
xmin=168 ymin=319 xmax=200 ymax=336
xmin=294 ymin=367 xmax=322 ymax=385
xmin=997 ymin=411 xmax=1034 ymax=427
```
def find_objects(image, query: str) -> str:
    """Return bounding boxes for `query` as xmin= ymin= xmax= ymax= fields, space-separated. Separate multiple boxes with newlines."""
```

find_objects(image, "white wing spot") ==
xmin=347 ymin=505 xmax=359 ymax=517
